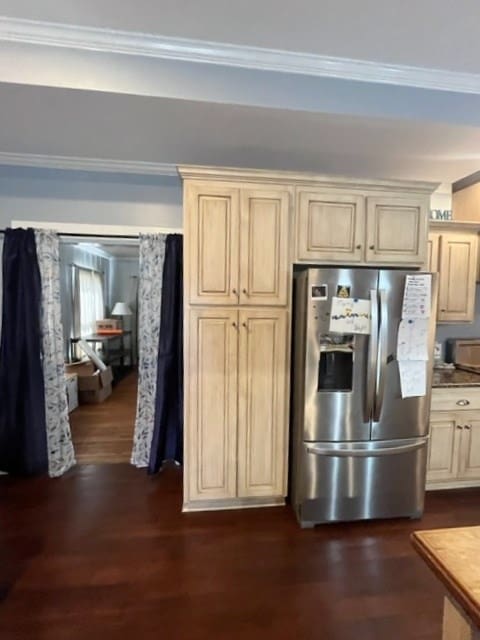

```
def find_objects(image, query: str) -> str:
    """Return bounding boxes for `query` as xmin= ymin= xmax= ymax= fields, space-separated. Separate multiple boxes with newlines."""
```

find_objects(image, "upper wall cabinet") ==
xmin=296 ymin=189 xmax=430 ymax=267
xmin=239 ymin=188 xmax=290 ymax=306
xmin=432 ymin=230 xmax=478 ymax=323
xmin=186 ymin=183 xmax=240 ymax=305
xmin=185 ymin=181 xmax=290 ymax=306
xmin=365 ymin=196 xmax=428 ymax=264
xmin=296 ymin=189 xmax=365 ymax=263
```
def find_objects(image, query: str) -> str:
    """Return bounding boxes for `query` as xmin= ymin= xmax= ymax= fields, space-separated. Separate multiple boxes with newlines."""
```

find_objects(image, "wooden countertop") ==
xmin=412 ymin=527 xmax=480 ymax=627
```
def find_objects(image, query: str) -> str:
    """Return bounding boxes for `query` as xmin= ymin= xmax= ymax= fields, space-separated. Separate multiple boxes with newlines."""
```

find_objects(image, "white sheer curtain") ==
xmin=77 ymin=268 xmax=105 ymax=336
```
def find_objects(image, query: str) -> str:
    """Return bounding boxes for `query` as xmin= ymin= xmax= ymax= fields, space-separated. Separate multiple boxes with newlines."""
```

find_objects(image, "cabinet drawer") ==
xmin=431 ymin=388 xmax=480 ymax=412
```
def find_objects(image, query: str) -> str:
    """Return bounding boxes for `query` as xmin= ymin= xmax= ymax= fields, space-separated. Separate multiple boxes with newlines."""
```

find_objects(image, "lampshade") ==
xmin=111 ymin=302 xmax=132 ymax=316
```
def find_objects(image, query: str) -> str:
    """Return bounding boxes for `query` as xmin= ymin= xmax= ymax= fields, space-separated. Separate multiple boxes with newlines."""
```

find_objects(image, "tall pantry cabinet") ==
xmin=181 ymin=169 xmax=292 ymax=511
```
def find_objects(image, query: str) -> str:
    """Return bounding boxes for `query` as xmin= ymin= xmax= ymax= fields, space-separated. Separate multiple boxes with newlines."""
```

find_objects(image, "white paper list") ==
xmin=329 ymin=297 xmax=371 ymax=335
xmin=398 ymin=361 xmax=427 ymax=398
xmin=402 ymin=274 xmax=432 ymax=319
xmin=397 ymin=318 xmax=429 ymax=361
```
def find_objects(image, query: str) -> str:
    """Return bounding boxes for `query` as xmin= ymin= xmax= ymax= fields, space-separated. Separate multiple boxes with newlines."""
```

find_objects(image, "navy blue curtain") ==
xmin=148 ymin=234 xmax=183 ymax=474
xmin=0 ymin=228 xmax=48 ymax=475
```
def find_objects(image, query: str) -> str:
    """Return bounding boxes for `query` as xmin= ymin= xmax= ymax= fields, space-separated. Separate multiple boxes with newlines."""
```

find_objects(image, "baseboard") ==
xmin=182 ymin=496 xmax=285 ymax=512
xmin=426 ymin=480 xmax=480 ymax=491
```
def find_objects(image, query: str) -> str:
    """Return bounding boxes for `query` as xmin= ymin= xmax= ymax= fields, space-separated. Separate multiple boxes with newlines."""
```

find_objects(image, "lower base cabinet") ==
xmin=184 ymin=306 xmax=289 ymax=511
xmin=427 ymin=411 xmax=480 ymax=489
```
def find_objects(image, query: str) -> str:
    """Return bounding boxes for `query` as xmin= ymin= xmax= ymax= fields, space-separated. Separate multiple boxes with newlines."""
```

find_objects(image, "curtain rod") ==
xmin=0 ymin=229 xmax=183 ymax=238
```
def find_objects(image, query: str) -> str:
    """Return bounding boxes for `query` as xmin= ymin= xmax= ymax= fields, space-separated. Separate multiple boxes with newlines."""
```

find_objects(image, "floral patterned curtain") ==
xmin=131 ymin=233 xmax=166 ymax=467
xmin=34 ymin=230 xmax=76 ymax=477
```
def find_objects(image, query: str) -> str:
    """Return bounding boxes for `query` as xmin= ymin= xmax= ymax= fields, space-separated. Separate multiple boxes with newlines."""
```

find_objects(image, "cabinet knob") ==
xmin=232 ymin=288 xmax=238 ymax=295
xmin=456 ymin=399 xmax=470 ymax=406
xmin=440 ymin=309 xmax=446 ymax=312
xmin=356 ymin=244 xmax=362 ymax=250
xmin=242 ymin=288 xmax=248 ymax=295
xmin=456 ymin=424 xmax=463 ymax=429
xmin=242 ymin=322 xmax=247 ymax=329
xmin=232 ymin=321 xmax=237 ymax=329
xmin=465 ymin=424 xmax=471 ymax=430
xmin=369 ymin=245 xmax=374 ymax=250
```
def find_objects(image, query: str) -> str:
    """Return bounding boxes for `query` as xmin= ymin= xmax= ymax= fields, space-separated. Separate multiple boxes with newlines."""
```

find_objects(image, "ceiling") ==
xmin=2 ymin=0 xmax=480 ymax=73
xmin=0 ymin=2 xmax=480 ymax=184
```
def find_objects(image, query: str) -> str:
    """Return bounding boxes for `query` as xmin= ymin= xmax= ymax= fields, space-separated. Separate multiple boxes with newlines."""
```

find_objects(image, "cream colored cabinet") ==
xmin=240 ymin=188 xmax=290 ymax=306
xmin=186 ymin=308 xmax=238 ymax=501
xmin=296 ymin=189 xmax=365 ymax=263
xmin=296 ymin=189 xmax=429 ymax=265
xmin=185 ymin=307 xmax=289 ymax=509
xmin=458 ymin=418 xmax=480 ymax=480
xmin=429 ymin=230 xmax=478 ymax=323
xmin=237 ymin=309 xmax=288 ymax=498
xmin=427 ymin=414 xmax=460 ymax=483
xmin=186 ymin=183 xmax=240 ymax=305
xmin=365 ymin=196 xmax=428 ymax=264
xmin=186 ymin=182 xmax=290 ymax=306
xmin=427 ymin=390 xmax=480 ymax=489
xmin=426 ymin=232 xmax=440 ymax=272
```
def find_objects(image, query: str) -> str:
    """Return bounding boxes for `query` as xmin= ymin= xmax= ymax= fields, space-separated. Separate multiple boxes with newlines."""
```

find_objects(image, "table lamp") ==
xmin=111 ymin=302 xmax=132 ymax=331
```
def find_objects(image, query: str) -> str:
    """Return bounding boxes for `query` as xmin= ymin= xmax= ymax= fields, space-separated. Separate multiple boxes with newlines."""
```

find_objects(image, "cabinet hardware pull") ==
xmin=369 ymin=245 xmax=374 ymax=250
xmin=242 ymin=289 xmax=248 ymax=295
xmin=456 ymin=399 xmax=470 ymax=406
xmin=465 ymin=424 xmax=471 ymax=430
xmin=441 ymin=309 xmax=446 ymax=312
xmin=356 ymin=244 xmax=362 ymax=250
xmin=242 ymin=322 xmax=247 ymax=328
xmin=232 ymin=322 xmax=237 ymax=328
xmin=456 ymin=425 xmax=463 ymax=429
xmin=232 ymin=288 xmax=238 ymax=295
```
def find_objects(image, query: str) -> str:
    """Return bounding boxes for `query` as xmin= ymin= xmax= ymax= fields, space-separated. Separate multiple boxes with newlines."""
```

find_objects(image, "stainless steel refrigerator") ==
xmin=291 ymin=267 xmax=437 ymax=528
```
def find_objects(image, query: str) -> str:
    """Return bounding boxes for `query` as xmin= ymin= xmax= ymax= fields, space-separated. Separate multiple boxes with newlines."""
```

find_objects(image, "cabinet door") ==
xmin=366 ymin=196 xmax=428 ymax=264
xmin=426 ymin=232 xmax=441 ymax=272
xmin=240 ymin=188 xmax=290 ymax=306
xmin=237 ymin=309 xmax=288 ymax=498
xmin=185 ymin=183 xmax=240 ymax=305
xmin=437 ymin=232 xmax=478 ymax=323
xmin=187 ymin=308 xmax=238 ymax=501
xmin=296 ymin=189 xmax=365 ymax=263
xmin=427 ymin=414 xmax=460 ymax=483
xmin=458 ymin=418 xmax=480 ymax=481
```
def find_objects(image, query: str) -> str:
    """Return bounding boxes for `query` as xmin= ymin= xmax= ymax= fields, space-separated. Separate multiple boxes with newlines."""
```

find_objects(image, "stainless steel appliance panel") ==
xmin=295 ymin=437 xmax=428 ymax=526
xmin=303 ymin=268 xmax=378 ymax=442
xmin=371 ymin=271 xmax=438 ymax=441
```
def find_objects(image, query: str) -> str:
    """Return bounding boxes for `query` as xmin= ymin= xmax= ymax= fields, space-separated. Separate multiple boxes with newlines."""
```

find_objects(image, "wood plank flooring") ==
xmin=1 ymin=466 xmax=480 ymax=639
xmin=69 ymin=371 xmax=137 ymax=464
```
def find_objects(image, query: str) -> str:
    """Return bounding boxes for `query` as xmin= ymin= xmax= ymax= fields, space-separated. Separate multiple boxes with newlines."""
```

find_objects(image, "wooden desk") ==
xmin=412 ymin=527 xmax=480 ymax=639
xmin=71 ymin=332 xmax=133 ymax=368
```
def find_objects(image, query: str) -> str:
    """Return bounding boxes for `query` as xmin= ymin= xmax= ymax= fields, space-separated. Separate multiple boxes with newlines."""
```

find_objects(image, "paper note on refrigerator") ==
xmin=397 ymin=318 xmax=429 ymax=361
xmin=398 ymin=361 xmax=427 ymax=398
xmin=329 ymin=297 xmax=370 ymax=334
xmin=402 ymin=274 xmax=432 ymax=319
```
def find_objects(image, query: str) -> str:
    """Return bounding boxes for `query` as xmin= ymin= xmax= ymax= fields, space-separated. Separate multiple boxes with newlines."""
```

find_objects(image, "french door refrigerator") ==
xmin=291 ymin=267 xmax=437 ymax=528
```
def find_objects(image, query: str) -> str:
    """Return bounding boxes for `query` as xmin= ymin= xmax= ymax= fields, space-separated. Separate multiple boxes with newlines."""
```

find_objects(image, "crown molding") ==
xmin=0 ymin=151 xmax=178 ymax=176
xmin=178 ymin=164 xmax=440 ymax=194
xmin=1 ymin=16 xmax=480 ymax=94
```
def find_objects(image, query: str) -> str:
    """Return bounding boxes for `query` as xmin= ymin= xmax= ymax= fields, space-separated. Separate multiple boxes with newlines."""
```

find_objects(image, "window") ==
xmin=76 ymin=267 xmax=105 ymax=336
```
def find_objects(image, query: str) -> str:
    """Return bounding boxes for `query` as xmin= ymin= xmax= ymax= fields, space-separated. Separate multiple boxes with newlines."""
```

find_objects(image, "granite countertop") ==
xmin=432 ymin=368 xmax=480 ymax=388
xmin=412 ymin=527 xmax=480 ymax=628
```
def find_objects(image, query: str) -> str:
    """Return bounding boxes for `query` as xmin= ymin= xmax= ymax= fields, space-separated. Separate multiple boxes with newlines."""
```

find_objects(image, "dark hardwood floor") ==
xmin=1 ymin=466 xmax=479 ymax=640
xmin=69 ymin=371 xmax=137 ymax=464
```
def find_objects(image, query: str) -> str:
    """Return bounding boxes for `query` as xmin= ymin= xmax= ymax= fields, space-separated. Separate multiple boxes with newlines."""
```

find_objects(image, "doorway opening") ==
xmin=59 ymin=238 xmax=140 ymax=463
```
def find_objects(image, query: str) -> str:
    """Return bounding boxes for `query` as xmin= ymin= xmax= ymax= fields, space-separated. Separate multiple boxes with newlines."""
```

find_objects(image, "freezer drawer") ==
xmin=293 ymin=438 xmax=428 ymax=527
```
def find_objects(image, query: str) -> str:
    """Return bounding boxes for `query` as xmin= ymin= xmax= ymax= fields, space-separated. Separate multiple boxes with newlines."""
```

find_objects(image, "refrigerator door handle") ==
xmin=374 ymin=288 xmax=388 ymax=422
xmin=307 ymin=439 xmax=428 ymax=458
xmin=365 ymin=289 xmax=378 ymax=422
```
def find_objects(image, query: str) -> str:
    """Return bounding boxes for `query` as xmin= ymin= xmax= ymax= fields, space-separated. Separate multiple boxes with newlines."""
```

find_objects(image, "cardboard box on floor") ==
xmin=65 ymin=361 xmax=113 ymax=404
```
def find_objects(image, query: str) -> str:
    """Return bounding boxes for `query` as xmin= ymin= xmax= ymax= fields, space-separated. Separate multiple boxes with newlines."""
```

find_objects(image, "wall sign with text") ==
xmin=430 ymin=209 xmax=453 ymax=221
